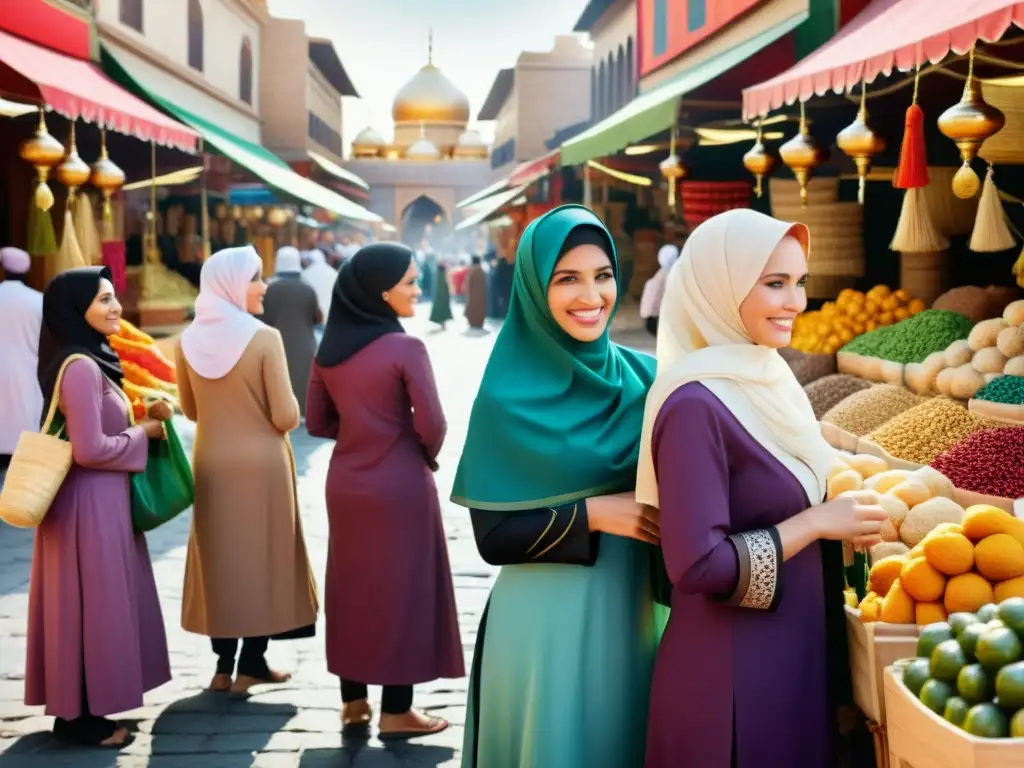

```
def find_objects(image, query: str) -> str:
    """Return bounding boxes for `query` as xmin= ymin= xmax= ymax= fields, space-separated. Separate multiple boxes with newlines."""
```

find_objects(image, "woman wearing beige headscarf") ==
xmin=637 ymin=209 xmax=886 ymax=768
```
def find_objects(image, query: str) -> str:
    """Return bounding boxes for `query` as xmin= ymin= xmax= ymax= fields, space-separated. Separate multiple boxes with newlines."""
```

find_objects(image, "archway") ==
xmin=401 ymin=195 xmax=450 ymax=248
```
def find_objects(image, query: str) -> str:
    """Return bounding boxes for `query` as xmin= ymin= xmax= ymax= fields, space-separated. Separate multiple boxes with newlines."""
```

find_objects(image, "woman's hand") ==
xmin=138 ymin=418 xmax=166 ymax=440
xmin=587 ymin=492 xmax=660 ymax=545
xmin=807 ymin=491 xmax=888 ymax=549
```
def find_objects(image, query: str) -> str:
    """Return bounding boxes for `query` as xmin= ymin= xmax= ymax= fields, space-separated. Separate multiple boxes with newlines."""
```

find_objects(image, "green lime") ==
xmin=943 ymin=696 xmax=970 ymax=728
xmin=999 ymin=597 xmax=1024 ymax=635
xmin=978 ymin=603 xmax=1001 ymax=623
xmin=931 ymin=639 xmax=968 ymax=683
xmin=977 ymin=626 xmax=1024 ymax=672
xmin=958 ymin=623 xmax=988 ymax=661
xmin=964 ymin=702 xmax=1010 ymax=738
xmin=996 ymin=661 xmax=1024 ymax=709
xmin=949 ymin=612 xmax=980 ymax=636
xmin=903 ymin=658 xmax=932 ymax=697
xmin=918 ymin=622 xmax=955 ymax=660
xmin=957 ymin=663 xmax=994 ymax=705
xmin=919 ymin=679 xmax=956 ymax=715
xmin=1011 ymin=709 xmax=1024 ymax=738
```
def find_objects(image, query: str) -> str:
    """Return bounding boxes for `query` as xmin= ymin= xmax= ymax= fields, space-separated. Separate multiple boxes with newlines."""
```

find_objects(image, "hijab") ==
xmin=38 ymin=266 xmax=124 ymax=411
xmin=315 ymin=242 xmax=412 ymax=367
xmin=274 ymin=246 xmax=302 ymax=276
xmin=635 ymin=208 xmax=836 ymax=509
xmin=451 ymin=205 xmax=657 ymax=511
xmin=180 ymin=246 xmax=265 ymax=380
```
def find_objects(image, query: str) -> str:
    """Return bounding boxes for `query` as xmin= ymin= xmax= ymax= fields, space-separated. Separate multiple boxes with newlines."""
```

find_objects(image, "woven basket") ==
xmin=769 ymin=178 xmax=838 ymax=209
xmin=978 ymin=82 xmax=1024 ymax=166
xmin=900 ymin=251 xmax=950 ymax=306
xmin=0 ymin=354 xmax=84 ymax=528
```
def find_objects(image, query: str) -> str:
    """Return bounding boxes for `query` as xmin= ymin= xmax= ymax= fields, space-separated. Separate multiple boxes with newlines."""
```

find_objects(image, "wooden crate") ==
xmin=845 ymin=606 xmax=920 ymax=723
xmin=884 ymin=668 xmax=1024 ymax=767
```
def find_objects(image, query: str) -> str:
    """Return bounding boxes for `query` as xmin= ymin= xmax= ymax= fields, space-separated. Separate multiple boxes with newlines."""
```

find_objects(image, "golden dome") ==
xmin=453 ymin=129 xmax=488 ymax=160
xmin=392 ymin=62 xmax=470 ymax=125
xmin=351 ymin=125 xmax=386 ymax=158
xmin=405 ymin=136 xmax=442 ymax=161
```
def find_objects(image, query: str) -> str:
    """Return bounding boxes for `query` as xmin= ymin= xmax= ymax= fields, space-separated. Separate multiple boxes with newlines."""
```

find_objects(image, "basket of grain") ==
xmin=863 ymin=398 xmax=999 ymax=467
xmin=884 ymin=668 xmax=1024 ymax=768
xmin=929 ymin=426 xmax=1024 ymax=515
xmin=968 ymin=376 xmax=1024 ymax=426
xmin=820 ymin=386 xmax=926 ymax=453
xmin=805 ymin=374 xmax=873 ymax=420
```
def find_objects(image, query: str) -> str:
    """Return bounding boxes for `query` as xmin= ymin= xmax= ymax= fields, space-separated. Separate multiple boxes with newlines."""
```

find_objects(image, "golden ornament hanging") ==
xmin=742 ymin=119 xmax=776 ymax=198
xmin=937 ymin=46 xmax=1005 ymax=200
xmin=836 ymin=83 xmax=886 ymax=204
xmin=55 ymin=123 xmax=91 ymax=205
xmin=779 ymin=101 xmax=823 ymax=207
xmin=659 ymin=125 xmax=685 ymax=212
xmin=89 ymin=128 xmax=126 ymax=220
xmin=18 ymin=107 xmax=65 ymax=212
xmin=267 ymin=207 xmax=288 ymax=227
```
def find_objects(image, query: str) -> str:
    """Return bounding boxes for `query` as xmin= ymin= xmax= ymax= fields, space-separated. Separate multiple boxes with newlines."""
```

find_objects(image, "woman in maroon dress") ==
xmin=635 ymin=210 xmax=887 ymax=767
xmin=306 ymin=242 xmax=464 ymax=738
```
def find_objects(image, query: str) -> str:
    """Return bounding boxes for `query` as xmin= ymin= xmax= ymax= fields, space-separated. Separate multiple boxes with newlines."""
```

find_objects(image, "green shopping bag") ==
xmin=130 ymin=418 xmax=194 ymax=533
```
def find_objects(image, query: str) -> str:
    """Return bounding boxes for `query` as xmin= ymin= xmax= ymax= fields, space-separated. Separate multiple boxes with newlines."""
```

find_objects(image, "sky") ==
xmin=266 ymin=0 xmax=590 ymax=155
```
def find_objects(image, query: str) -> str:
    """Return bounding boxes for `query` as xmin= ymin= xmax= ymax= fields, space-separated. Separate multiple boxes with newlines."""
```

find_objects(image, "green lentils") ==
xmin=841 ymin=309 xmax=974 ymax=364
xmin=974 ymin=375 xmax=1024 ymax=405
xmin=805 ymin=374 xmax=873 ymax=419
xmin=821 ymin=384 xmax=926 ymax=436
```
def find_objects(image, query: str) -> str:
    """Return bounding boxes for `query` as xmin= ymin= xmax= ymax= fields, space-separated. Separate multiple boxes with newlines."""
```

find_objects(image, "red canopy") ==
xmin=0 ymin=29 xmax=198 ymax=153
xmin=508 ymin=149 xmax=559 ymax=188
xmin=743 ymin=0 xmax=1024 ymax=119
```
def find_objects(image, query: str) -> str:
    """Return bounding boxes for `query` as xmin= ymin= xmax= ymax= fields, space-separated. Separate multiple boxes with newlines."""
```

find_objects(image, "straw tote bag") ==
xmin=0 ymin=354 xmax=85 ymax=528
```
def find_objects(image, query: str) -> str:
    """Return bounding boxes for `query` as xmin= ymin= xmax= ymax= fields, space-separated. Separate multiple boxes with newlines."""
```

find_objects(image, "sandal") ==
xmin=341 ymin=700 xmax=372 ymax=727
xmin=53 ymin=717 xmax=133 ymax=748
xmin=209 ymin=673 xmax=232 ymax=692
xmin=230 ymin=669 xmax=292 ymax=695
xmin=378 ymin=714 xmax=449 ymax=740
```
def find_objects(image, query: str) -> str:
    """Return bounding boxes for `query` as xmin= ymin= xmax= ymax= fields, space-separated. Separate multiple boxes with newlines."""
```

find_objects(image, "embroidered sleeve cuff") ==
xmin=724 ymin=527 xmax=783 ymax=611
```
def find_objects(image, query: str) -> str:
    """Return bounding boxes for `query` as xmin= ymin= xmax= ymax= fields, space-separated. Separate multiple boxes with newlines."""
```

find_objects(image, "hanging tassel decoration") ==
xmin=73 ymin=192 xmax=102 ymax=265
xmin=891 ymin=66 xmax=944 ymax=252
xmin=54 ymin=207 xmax=87 ymax=275
xmin=970 ymin=165 xmax=1015 ymax=252
xmin=26 ymin=191 xmax=58 ymax=258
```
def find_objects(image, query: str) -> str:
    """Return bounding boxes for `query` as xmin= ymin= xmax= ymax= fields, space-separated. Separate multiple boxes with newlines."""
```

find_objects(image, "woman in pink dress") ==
xmin=25 ymin=266 xmax=169 ymax=747
xmin=306 ymin=242 xmax=464 ymax=738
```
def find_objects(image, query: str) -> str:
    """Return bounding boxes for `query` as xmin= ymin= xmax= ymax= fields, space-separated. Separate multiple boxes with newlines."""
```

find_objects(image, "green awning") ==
xmin=559 ymin=11 xmax=808 ymax=166
xmin=455 ymin=184 xmax=527 ymax=231
xmin=456 ymin=176 xmax=513 ymax=209
xmin=101 ymin=45 xmax=380 ymax=223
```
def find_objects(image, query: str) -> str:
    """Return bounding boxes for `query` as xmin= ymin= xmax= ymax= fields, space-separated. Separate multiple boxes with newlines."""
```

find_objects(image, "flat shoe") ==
xmin=379 ymin=716 xmax=449 ymax=740
xmin=209 ymin=673 xmax=232 ymax=692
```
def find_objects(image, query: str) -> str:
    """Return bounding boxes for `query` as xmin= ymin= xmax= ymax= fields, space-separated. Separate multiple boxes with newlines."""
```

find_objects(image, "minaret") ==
xmin=428 ymin=27 xmax=434 ymax=65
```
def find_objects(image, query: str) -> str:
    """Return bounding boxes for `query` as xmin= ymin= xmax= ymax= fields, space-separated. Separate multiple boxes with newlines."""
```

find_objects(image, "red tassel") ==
xmin=893 ymin=103 xmax=929 ymax=189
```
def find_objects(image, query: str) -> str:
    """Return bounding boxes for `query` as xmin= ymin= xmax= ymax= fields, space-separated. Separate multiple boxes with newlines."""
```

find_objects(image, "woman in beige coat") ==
xmin=176 ymin=246 xmax=319 ymax=695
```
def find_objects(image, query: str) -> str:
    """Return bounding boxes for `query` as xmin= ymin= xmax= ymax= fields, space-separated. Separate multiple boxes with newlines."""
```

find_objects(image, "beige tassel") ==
xmin=73 ymin=192 xmax=102 ymax=265
xmin=890 ymin=187 xmax=949 ymax=252
xmin=970 ymin=165 xmax=1015 ymax=252
xmin=53 ymin=207 xmax=86 ymax=275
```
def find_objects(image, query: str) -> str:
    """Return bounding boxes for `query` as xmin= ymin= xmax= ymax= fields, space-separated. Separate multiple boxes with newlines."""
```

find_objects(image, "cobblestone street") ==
xmin=0 ymin=306 xmax=652 ymax=767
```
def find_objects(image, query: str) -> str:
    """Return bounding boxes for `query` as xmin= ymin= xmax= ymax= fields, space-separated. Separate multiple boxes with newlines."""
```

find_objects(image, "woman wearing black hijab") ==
xmin=306 ymin=244 xmax=464 ymax=738
xmin=25 ymin=267 xmax=169 ymax=748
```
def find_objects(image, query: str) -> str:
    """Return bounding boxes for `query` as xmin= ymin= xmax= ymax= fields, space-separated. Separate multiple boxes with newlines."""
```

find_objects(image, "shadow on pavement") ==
xmin=299 ymin=742 xmax=455 ymax=767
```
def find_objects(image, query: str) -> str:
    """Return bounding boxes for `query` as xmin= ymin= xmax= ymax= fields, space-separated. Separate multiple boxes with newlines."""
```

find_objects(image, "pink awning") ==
xmin=743 ymin=0 xmax=1024 ymax=119
xmin=0 ymin=29 xmax=198 ymax=153
xmin=508 ymin=150 xmax=559 ymax=187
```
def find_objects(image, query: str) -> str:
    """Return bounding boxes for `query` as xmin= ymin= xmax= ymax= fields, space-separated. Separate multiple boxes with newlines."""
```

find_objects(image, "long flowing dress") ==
xmin=262 ymin=275 xmax=320 ymax=416
xmin=429 ymin=264 xmax=454 ymax=325
xmin=176 ymin=328 xmax=319 ymax=639
xmin=305 ymin=333 xmax=464 ymax=684
xmin=464 ymin=265 xmax=486 ymax=329
xmin=646 ymin=383 xmax=848 ymax=768
xmin=25 ymin=357 xmax=170 ymax=719
xmin=0 ymin=280 xmax=43 ymax=457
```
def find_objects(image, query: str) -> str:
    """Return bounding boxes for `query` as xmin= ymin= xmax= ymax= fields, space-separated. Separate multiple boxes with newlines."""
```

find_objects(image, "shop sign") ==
xmin=638 ymin=0 xmax=767 ymax=77
xmin=1 ymin=0 xmax=92 ymax=60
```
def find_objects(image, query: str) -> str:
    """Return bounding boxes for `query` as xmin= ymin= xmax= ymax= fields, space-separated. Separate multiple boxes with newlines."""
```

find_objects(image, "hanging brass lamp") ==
xmin=89 ymin=128 xmax=126 ymax=220
xmin=742 ymin=118 xmax=776 ymax=198
xmin=659 ymin=124 xmax=685 ymax=213
xmin=779 ymin=101 xmax=823 ymax=207
xmin=55 ymin=123 xmax=91 ymax=205
xmin=836 ymin=83 xmax=886 ymax=204
xmin=938 ymin=46 xmax=1005 ymax=199
xmin=19 ymin=107 xmax=65 ymax=211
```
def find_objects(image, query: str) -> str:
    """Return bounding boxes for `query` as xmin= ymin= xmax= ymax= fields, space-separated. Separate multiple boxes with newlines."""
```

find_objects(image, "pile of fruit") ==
xmin=900 ymin=596 xmax=1024 ymax=738
xmin=905 ymin=300 xmax=1024 ymax=398
xmin=860 ymin=505 xmax=1024 ymax=627
xmin=790 ymin=286 xmax=925 ymax=356
xmin=109 ymin=319 xmax=179 ymax=421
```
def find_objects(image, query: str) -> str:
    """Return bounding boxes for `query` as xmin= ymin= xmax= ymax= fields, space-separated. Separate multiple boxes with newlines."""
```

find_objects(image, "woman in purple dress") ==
xmin=306 ymin=243 xmax=464 ymax=738
xmin=25 ymin=267 xmax=170 ymax=747
xmin=635 ymin=210 xmax=887 ymax=768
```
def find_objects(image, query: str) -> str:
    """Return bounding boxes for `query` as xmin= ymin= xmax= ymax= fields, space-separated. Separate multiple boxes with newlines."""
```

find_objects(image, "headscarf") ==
xmin=179 ymin=246 xmax=265 ymax=380
xmin=451 ymin=205 xmax=656 ymax=511
xmin=38 ymin=266 xmax=124 ymax=412
xmin=315 ymin=242 xmax=412 ymax=367
xmin=635 ymin=208 xmax=835 ymax=509
xmin=274 ymin=246 xmax=302 ymax=275
xmin=1 ymin=247 xmax=31 ymax=274
xmin=657 ymin=244 xmax=680 ymax=270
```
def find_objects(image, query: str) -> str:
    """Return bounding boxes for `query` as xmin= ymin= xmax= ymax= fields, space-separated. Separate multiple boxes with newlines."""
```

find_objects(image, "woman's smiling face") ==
xmin=546 ymin=243 xmax=617 ymax=343
xmin=738 ymin=235 xmax=809 ymax=348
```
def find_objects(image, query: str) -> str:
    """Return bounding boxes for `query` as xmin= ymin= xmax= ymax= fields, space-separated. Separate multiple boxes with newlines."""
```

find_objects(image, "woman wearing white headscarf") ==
xmin=263 ymin=246 xmax=321 ymax=415
xmin=638 ymin=244 xmax=680 ymax=337
xmin=0 ymin=247 xmax=43 ymax=469
xmin=176 ymin=246 xmax=319 ymax=696
xmin=302 ymin=249 xmax=338 ymax=323
xmin=636 ymin=210 xmax=885 ymax=768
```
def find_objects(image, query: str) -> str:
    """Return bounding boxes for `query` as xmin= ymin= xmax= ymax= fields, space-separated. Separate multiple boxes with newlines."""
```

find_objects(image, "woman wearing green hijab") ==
xmin=452 ymin=205 xmax=665 ymax=768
